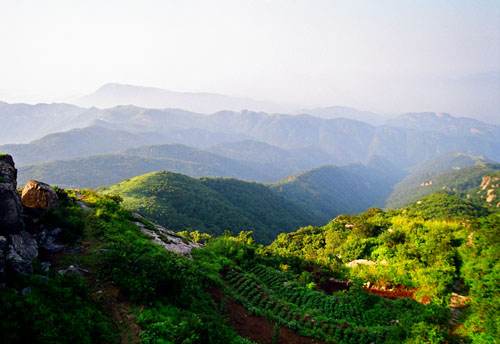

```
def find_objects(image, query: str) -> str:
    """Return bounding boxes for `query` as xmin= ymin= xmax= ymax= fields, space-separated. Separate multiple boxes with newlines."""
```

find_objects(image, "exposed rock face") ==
xmin=0 ymin=154 xmax=24 ymax=234
xmin=346 ymin=259 xmax=378 ymax=268
xmin=0 ymin=155 xmax=48 ymax=277
xmin=10 ymin=231 xmax=38 ymax=260
xmin=21 ymin=180 xmax=59 ymax=209
xmin=6 ymin=246 xmax=33 ymax=275
xmin=132 ymin=213 xmax=203 ymax=260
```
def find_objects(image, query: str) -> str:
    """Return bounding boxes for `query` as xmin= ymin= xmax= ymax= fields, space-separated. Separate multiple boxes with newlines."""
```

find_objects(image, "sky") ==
xmin=0 ymin=0 xmax=499 ymax=120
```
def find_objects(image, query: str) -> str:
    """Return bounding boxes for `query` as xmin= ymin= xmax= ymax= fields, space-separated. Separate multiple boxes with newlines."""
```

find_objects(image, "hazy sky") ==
xmin=0 ymin=0 xmax=499 ymax=119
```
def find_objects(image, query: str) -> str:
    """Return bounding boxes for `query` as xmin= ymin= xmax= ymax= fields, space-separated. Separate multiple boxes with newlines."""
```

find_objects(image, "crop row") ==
xmin=225 ymin=268 xmax=385 ymax=344
xmin=244 ymin=264 xmax=399 ymax=328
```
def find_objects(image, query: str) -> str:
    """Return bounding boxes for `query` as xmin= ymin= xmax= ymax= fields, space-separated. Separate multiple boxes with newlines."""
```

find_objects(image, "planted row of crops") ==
xmin=225 ymin=265 xmax=387 ymax=343
xmin=247 ymin=264 xmax=406 ymax=328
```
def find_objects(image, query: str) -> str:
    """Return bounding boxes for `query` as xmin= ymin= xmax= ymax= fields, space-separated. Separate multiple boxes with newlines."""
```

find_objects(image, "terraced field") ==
xmin=222 ymin=264 xmax=415 ymax=343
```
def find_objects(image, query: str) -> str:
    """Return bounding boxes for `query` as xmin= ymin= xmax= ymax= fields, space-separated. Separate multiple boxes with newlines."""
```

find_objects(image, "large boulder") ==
xmin=21 ymin=180 xmax=59 ymax=209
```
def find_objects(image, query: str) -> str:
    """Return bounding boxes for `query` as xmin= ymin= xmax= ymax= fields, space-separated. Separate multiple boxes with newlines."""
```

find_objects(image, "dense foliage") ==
xmin=458 ymin=214 xmax=500 ymax=342
xmin=0 ymin=274 xmax=118 ymax=344
xmin=98 ymin=171 xmax=321 ymax=244
xmin=266 ymin=194 xmax=500 ymax=342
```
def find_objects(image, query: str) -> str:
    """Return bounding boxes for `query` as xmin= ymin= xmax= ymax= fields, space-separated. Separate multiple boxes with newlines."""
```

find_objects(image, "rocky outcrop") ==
xmin=0 ymin=155 xmax=59 ymax=278
xmin=21 ymin=180 xmax=59 ymax=209
xmin=346 ymin=259 xmax=378 ymax=268
xmin=132 ymin=213 xmax=203 ymax=259
xmin=0 ymin=154 xmax=24 ymax=234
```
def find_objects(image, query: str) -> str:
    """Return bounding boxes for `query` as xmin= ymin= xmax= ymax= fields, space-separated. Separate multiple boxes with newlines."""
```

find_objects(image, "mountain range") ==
xmin=2 ymin=84 xmax=500 ymax=231
xmin=75 ymin=83 xmax=288 ymax=114
xmin=2 ymin=102 xmax=499 ymax=170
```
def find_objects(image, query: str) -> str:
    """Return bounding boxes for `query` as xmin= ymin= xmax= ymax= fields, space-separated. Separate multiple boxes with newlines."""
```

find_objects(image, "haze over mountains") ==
xmin=1 ymin=82 xmax=500 ymax=222
xmin=75 ymin=83 xmax=289 ymax=114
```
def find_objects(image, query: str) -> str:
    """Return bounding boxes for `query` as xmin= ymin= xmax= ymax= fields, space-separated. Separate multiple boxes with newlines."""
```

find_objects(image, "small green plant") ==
xmin=272 ymin=323 xmax=280 ymax=344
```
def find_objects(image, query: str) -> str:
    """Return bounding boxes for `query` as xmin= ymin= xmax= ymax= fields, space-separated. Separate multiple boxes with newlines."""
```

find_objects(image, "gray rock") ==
xmin=42 ymin=235 xmax=67 ymax=253
xmin=0 ymin=236 xmax=8 ymax=249
xmin=76 ymin=200 xmax=91 ymax=212
xmin=40 ymin=261 xmax=51 ymax=274
xmin=21 ymin=180 xmax=59 ymax=209
xmin=58 ymin=265 xmax=81 ymax=276
xmin=7 ymin=246 xmax=33 ymax=275
xmin=36 ymin=229 xmax=48 ymax=245
xmin=49 ymin=227 xmax=63 ymax=237
xmin=21 ymin=287 xmax=31 ymax=296
xmin=10 ymin=231 xmax=38 ymax=260
xmin=0 ymin=156 xmax=24 ymax=234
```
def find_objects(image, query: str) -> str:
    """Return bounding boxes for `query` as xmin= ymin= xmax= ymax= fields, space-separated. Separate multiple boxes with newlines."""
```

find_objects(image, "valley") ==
xmin=1 ymin=2 xmax=499 ymax=342
xmin=1 ymin=89 xmax=499 ymax=344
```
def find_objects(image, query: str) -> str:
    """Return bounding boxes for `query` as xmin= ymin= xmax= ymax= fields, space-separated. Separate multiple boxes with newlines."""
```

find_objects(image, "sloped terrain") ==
xmin=98 ymin=171 xmax=322 ymax=244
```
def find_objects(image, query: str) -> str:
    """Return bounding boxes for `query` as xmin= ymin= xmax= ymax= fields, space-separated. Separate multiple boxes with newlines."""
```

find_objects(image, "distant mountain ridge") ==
xmin=1 ymin=100 xmax=499 ymax=173
xmin=17 ymin=149 xmax=273 ymax=189
xmin=75 ymin=83 xmax=288 ymax=114
xmin=0 ymin=101 xmax=102 ymax=145
xmin=88 ymin=107 xmax=500 ymax=167
xmin=0 ymin=126 xmax=170 ymax=166
xmin=385 ymin=112 xmax=499 ymax=138
xmin=15 ymin=140 xmax=341 ymax=189
xmin=299 ymin=106 xmax=388 ymax=125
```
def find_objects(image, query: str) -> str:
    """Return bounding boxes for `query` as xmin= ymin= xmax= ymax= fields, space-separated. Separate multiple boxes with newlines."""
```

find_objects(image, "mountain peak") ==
xmin=74 ymin=83 xmax=287 ymax=114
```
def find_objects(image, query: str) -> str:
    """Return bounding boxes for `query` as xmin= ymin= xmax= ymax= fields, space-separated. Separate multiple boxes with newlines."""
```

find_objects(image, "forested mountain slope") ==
xmin=387 ymin=158 xmax=500 ymax=209
xmin=98 ymin=171 xmax=322 ymax=244
xmin=271 ymin=158 xmax=405 ymax=222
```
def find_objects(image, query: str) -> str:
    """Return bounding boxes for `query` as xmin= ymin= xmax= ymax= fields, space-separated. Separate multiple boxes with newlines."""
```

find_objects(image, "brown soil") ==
xmin=210 ymin=288 xmax=325 ymax=344
xmin=306 ymin=265 xmax=418 ymax=301
xmin=364 ymin=286 xmax=416 ymax=299
xmin=306 ymin=265 xmax=351 ymax=294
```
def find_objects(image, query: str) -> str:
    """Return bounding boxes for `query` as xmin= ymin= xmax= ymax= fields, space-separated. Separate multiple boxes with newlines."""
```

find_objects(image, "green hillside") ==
xmin=387 ymin=160 xmax=500 ymax=209
xmin=98 ymin=171 xmax=321 ymax=244
xmin=267 ymin=193 xmax=499 ymax=342
xmin=270 ymin=159 xmax=405 ymax=222
xmin=3 ymin=187 xmax=498 ymax=343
